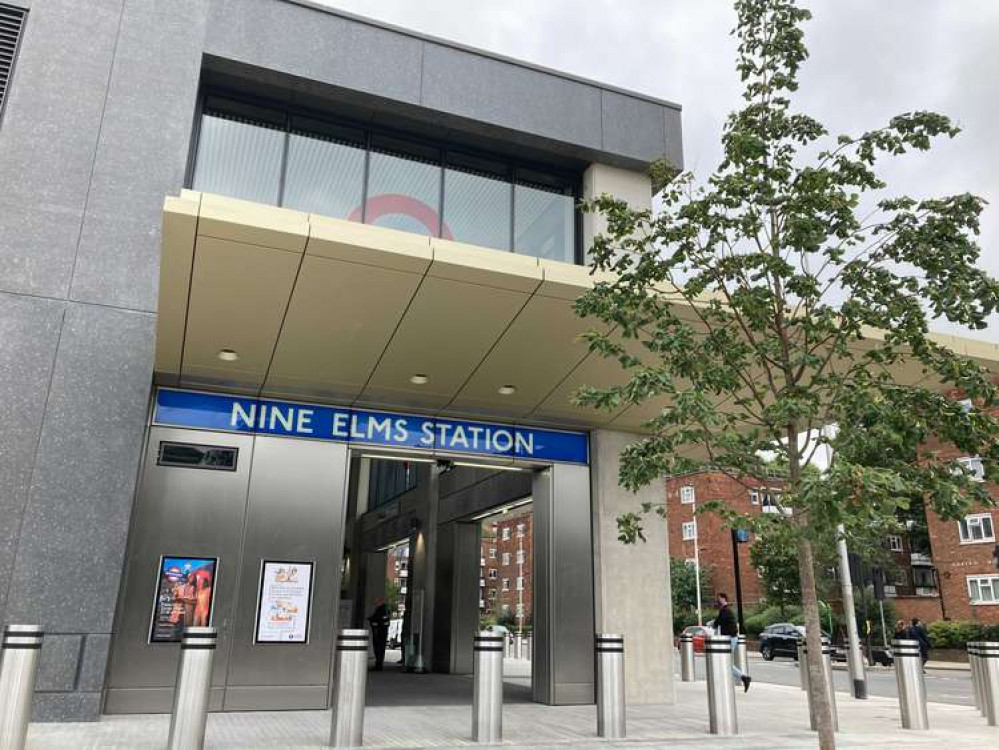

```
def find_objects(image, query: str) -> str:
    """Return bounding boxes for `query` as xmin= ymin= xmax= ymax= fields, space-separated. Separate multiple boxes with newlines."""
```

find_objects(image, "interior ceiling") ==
xmin=157 ymin=192 xmax=999 ymax=435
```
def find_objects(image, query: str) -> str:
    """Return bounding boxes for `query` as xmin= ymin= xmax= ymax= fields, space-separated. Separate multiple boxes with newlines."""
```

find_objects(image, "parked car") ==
xmin=677 ymin=624 xmax=714 ymax=653
xmin=759 ymin=623 xmax=836 ymax=661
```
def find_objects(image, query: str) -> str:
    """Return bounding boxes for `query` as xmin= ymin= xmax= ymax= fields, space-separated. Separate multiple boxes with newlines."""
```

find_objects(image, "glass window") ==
xmin=282 ymin=119 xmax=366 ymax=219
xmin=682 ymin=521 xmax=697 ymax=540
xmin=956 ymin=456 xmax=986 ymax=481
xmin=959 ymin=514 xmax=995 ymax=543
xmin=443 ymin=154 xmax=511 ymax=250
xmin=680 ymin=486 xmax=696 ymax=504
xmin=887 ymin=535 xmax=903 ymax=552
xmin=502 ymin=527 xmax=510 ymax=540
xmin=501 ymin=552 xmax=510 ymax=565
xmin=502 ymin=578 xmax=510 ymax=592
xmin=968 ymin=575 xmax=999 ymax=604
xmin=514 ymin=175 xmax=575 ymax=263
xmin=365 ymin=137 xmax=441 ymax=236
xmin=516 ymin=549 xmax=525 ymax=563
xmin=193 ymin=105 xmax=285 ymax=205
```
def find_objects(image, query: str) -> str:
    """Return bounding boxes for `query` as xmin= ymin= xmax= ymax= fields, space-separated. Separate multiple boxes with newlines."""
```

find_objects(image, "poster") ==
xmin=149 ymin=556 xmax=217 ymax=643
xmin=254 ymin=561 xmax=314 ymax=643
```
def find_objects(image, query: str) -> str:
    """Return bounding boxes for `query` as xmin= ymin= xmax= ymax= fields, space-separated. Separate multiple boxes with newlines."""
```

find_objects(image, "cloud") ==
xmin=318 ymin=0 xmax=999 ymax=340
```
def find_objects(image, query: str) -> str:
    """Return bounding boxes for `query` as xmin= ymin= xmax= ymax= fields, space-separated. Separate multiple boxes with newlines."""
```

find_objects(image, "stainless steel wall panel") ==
xmin=532 ymin=464 xmax=594 ymax=705
xmin=106 ymin=427 xmax=254 ymax=707
xmin=223 ymin=437 xmax=349 ymax=708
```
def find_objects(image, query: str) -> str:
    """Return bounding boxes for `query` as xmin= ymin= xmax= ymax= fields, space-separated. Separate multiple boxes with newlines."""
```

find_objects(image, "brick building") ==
xmin=386 ymin=544 xmax=410 ymax=616
xmin=665 ymin=471 xmax=779 ymax=607
xmin=480 ymin=509 xmax=534 ymax=630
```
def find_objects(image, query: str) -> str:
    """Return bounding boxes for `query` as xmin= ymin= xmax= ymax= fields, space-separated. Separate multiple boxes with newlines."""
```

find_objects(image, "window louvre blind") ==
xmin=0 ymin=4 xmax=26 ymax=124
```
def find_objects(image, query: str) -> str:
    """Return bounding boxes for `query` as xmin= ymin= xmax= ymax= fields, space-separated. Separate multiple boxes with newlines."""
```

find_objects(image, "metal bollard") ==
xmin=503 ymin=636 xmax=511 ymax=659
xmin=0 ymin=625 xmax=44 ymax=750
xmin=980 ymin=641 xmax=999 ymax=726
xmin=595 ymin=634 xmax=626 ymax=739
xmin=969 ymin=642 xmax=983 ymax=716
xmin=167 ymin=626 xmax=217 ymax=750
xmin=526 ymin=636 xmax=532 ymax=661
xmin=735 ymin=634 xmax=749 ymax=677
xmin=680 ymin=634 xmax=696 ymax=682
xmin=472 ymin=631 xmax=503 ymax=743
xmin=797 ymin=638 xmax=808 ymax=692
xmin=330 ymin=629 xmax=369 ymax=748
xmin=515 ymin=634 xmax=523 ymax=660
xmin=704 ymin=635 xmax=737 ymax=735
xmin=809 ymin=636 xmax=838 ymax=732
xmin=892 ymin=638 xmax=929 ymax=730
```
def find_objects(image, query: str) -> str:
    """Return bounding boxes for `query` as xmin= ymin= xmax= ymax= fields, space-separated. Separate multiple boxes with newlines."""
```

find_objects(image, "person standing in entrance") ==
xmin=368 ymin=599 xmax=391 ymax=671
xmin=715 ymin=593 xmax=751 ymax=692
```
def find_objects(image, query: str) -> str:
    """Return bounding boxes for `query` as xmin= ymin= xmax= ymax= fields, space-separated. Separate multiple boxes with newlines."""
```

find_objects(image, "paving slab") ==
xmin=24 ymin=676 xmax=997 ymax=749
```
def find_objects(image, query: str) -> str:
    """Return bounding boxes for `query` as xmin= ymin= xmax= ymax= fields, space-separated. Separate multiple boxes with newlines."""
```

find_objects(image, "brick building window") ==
xmin=959 ymin=513 xmax=995 ymax=544
xmin=680 ymin=486 xmax=696 ymax=504
xmin=502 ymin=527 xmax=511 ymax=540
xmin=684 ymin=557 xmax=697 ymax=567
xmin=516 ymin=576 xmax=524 ymax=591
xmin=967 ymin=575 xmax=999 ymax=604
xmin=489 ymin=589 xmax=497 ymax=600
xmin=956 ymin=456 xmax=986 ymax=482
xmin=749 ymin=490 xmax=760 ymax=505
xmin=887 ymin=535 xmax=903 ymax=552
xmin=517 ymin=523 xmax=525 ymax=537
xmin=502 ymin=578 xmax=510 ymax=592
xmin=488 ymin=569 xmax=497 ymax=579
xmin=516 ymin=549 xmax=525 ymax=564
xmin=681 ymin=521 xmax=697 ymax=540
xmin=502 ymin=552 xmax=510 ymax=565
xmin=489 ymin=548 xmax=496 ymax=559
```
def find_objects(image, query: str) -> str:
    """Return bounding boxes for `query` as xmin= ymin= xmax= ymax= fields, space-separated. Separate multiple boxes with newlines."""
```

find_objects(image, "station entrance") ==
xmin=103 ymin=390 xmax=595 ymax=714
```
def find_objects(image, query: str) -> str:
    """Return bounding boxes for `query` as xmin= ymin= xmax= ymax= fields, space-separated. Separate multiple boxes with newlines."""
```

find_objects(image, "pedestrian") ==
xmin=907 ymin=617 xmax=931 ymax=672
xmin=368 ymin=598 xmax=391 ymax=671
xmin=715 ymin=593 xmax=751 ymax=692
xmin=892 ymin=619 xmax=908 ymax=640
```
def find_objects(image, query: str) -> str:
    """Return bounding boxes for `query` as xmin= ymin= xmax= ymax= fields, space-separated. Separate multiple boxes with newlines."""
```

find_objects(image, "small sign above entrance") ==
xmin=153 ymin=389 xmax=589 ymax=465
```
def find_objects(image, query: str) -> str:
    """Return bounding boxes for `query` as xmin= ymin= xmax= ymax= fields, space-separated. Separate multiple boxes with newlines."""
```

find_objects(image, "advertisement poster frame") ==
xmin=253 ymin=559 xmax=316 ymax=645
xmin=148 ymin=555 xmax=219 ymax=644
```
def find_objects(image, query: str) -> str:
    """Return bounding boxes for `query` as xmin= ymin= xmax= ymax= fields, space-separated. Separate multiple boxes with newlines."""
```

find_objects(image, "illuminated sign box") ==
xmin=153 ymin=389 xmax=589 ymax=465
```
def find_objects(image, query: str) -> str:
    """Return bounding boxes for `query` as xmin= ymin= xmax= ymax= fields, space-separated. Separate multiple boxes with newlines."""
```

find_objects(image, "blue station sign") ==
xmin=153 ymin=389 xmax=589 ymax=465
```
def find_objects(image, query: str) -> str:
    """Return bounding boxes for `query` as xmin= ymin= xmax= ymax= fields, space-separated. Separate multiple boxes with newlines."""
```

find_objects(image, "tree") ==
xmin=669 ymin=557 xmax=713 ymax=632
xmin=749 ymin=521 xmax=803 ymax=614
xmin=575 ymin=1 xmax=999 ymax=746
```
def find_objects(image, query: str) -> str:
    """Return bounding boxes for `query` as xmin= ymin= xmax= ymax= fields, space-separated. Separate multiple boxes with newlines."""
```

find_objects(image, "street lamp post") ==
xmin=693 ymin=496 xmax=703 ymax=626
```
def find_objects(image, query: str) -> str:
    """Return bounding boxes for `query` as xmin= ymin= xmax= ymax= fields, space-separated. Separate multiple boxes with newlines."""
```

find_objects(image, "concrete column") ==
xmin=590 ymin=430 xmax=675 ymax=704
xmin=405 ymin=467 xmax=441 ymax=671
xmin=432 ymin=521 xmax=481 ymax=674
xmin=581 ymin=163 xmax=653 ymax=265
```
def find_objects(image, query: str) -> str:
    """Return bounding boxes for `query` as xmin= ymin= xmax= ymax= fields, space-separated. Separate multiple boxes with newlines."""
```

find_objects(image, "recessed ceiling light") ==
xmin=410 ymin=374 xmax=429 ymax=385
xmin=498 ymin=385 xmax=517 ymax=395
xmin=217 ymin=349 xmax=239 ymax=362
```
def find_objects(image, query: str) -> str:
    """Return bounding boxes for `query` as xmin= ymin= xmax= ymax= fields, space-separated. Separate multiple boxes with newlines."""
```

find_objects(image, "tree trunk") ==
xmin=797 ymin=534 xmax=836 ymax=750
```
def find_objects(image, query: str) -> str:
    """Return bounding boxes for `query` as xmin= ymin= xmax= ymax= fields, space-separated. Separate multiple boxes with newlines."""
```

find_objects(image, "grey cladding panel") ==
xmin=421 ymin=44 xmax=602 ymax=151
xmin=4 ymin=304 xmax=155 ymax=632
xmin=70 ymin=0 xmax=209 ymax=311
xmin=0 ymin=293 xmax=63 ymax=621
xmin=601 ymin=89 xmax=667 ymax=163
xmin=204 ymin=0 xmax=422 ymax=106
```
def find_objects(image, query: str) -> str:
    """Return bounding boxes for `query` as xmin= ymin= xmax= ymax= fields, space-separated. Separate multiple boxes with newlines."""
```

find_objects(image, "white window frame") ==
xmin=502 ymin=527 xmax=511 ymax=540
xmin=684 ymin=558 xmax=697 ymax=567
xmin=887 ymin=535 xmax=903 ymax=552
xmin=489 ymin=548 xmax=496 ymax=559
xmin=516 ymin=523 xmax=525 ymax=538
xmin=749 ymin=489 xmax=760 ymax=505
xmin=501 ymin=552 xmax=510 ymax=566
xmin=959 ymin=513 xmax=995 ymax=544
xmin=516 ymin=549 xmax=525 ymax=564
xmin=680 ymin=485 xmax=696 ymax=504
xmin=967 ymin=575 xmax=999 ymax=605
xmin=956 ymin=456 xmax=986 ymax=482
xmin=488 ymin=568 xmax=497 ymax=580
xmin=681 ymin=521 xmax=697 ymax=541
xmin=516 ymin=576 xmax=524 ymax=591
xmin=501 ymin=578 xmax=510 ymax=592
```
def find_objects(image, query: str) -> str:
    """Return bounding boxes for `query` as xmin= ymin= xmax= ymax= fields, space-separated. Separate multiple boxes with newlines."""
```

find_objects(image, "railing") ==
xmin=914 ymin=586 xmax=939 ymax=597
xmin=910 ymin=552 xmax=933 ymax=566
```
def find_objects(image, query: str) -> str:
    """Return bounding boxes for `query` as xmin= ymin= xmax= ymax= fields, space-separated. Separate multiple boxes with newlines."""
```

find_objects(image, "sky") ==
xmin=318 ymin=0 xmax=999 ymax=341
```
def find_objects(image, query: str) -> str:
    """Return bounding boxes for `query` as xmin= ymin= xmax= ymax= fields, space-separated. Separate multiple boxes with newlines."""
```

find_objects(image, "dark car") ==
xmin=759 ymin=623 xmax=835 ymax=661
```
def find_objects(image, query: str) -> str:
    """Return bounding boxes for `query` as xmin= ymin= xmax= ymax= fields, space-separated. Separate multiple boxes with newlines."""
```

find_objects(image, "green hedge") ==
xmin=926 ymin=620 xmax=999 ymax=650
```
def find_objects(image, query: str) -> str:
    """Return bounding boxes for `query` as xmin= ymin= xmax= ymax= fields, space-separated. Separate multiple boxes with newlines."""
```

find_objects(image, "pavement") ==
xmin=22 ymin=657 xmax=998 ymax=750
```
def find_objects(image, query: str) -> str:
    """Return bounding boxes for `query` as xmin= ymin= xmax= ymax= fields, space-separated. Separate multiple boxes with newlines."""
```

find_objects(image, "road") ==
xmin=722 ymin=655 xmax=975 ymax=706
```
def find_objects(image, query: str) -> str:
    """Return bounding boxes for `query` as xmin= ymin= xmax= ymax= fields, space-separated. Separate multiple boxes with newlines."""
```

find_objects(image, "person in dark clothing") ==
xmin=907 ymin=617 xmax=931 ymax=672
xmin=893 ymin=619 xmax=908 ymax=640
xmin=368 ymin=599 xmax=391 ymax=671
xmin=715 ymin=593 xmax=751 ymax=692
